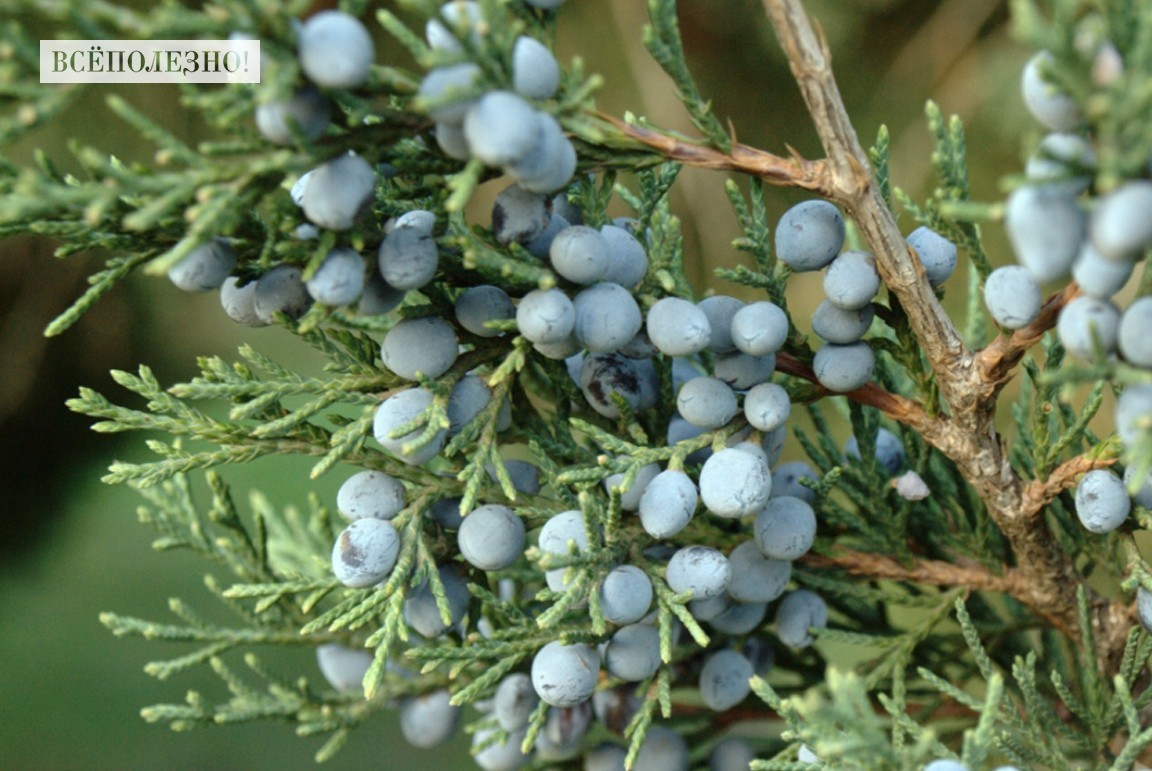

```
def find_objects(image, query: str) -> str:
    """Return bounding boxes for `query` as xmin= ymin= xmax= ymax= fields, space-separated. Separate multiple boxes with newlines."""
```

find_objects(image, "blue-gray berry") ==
xmin=1057 ymin=295 xmax=1119 ymax=360
xmin=505 ymin=112 xmax=576 ymax=194
xmin=357 ymin=270 xmax=405 ymax=316
xmin=1091 ymin=181 xmax=1152 ymax=261
xmin=1125 ymin=465 xmax=1152 ymax=510
xmin=665 ymin=545 xmax=730 ymax=600
xmin=255 ymin=87 xmax=330 ymax=145
xmin=337 ymin=470 xmax=404 ymax=521
xmin=220 ymin=276 xmax=268 ymax=327
xmin=1138 ymin=587 xmax=1152 ymax=633
xmin=713 ymin=351 xmax=776 ymax=391
xmin=306 ymin=247 xmax=365 ymax=306
xmin=1116 ymin=384 xmax=1152 ymax=448
xmin=512 ymin=35 xmax=560 ymax=100
xmin=1072 ymin=244 xmax=1133 ymax=300
xmin=638 ymin=469 xmax=698 ymax=539
xmin=646 ymin=297 xmax=711 ymax=356
xmin=494 ymin=672 xmax=538 ymax=732
xmin=298 ymin=11 xmax=374 ymax=89
xmin=517 ymin=288 xmax=576 ymax=344
xmin=472 ymin=724 xmax=531 ymax=771
xmin=404 ymin=565 xmax=470 ymax=638
xmin=458 ymin=504 xmax=525 ymax=570
xmin=812 ymin=299 xmax=873 ymax=344
xmin=573 ymin=282 xmax=642 ymax=353
xmin=331 ymin=518 xmax=400 ymax=587
xmin=417 ymin=63 xmax=482 ymax=125
xmin=531 ymin=640 xmax=600 ymax=707
xmin=550 ymin=225 xmax=610 ymax=285
xmin=677 ymin=376 xmax=738 ymax=429
xmin=774 ymin=589 xmax=828 ymax=648
xmin=1021 ymin=51 xmax=1082 ymax=131
xmin=823 ymin=250 xmax=879 ymax=308
xmin=316 ymin=644 xmax=372 ymax=693
xmin=726 ymin=540 xmax=791 ymax=603
xmin=1005 ymin=185 xmax=1084 ymax=284
xmin=813 ymin=342 xmax=874 ymax=392
xmin=843 ymin=427 xmax=906 ymax=475
xmin=906 ymin=227 xmax=957 ymax=287
xmin=378 ymin=227 xmax=438 ymax=290
xmin=604 ymin=623 xmax=661 ymax=681
xmin=699 ymin=445 xmax=772 ymax=518
xmin=493 ymin=183 xmax=550 ymax=245
xmin=1119 ymin=296 xmax=1152 ymax=368
xmin=599 ymin=565 xmax=653 ymax=625
xmin=697 ymin=295 xmax=744 ymax=354
xmin=771 ymin=461 xmax=819 ymax=503
xmin=464 ymin=91 xmax=541 ymax=167
xmin=168 ymin=238 xmax=236 ymax=292
xmin=744 ymin=382 xmax=791 ymax=432
xmin=754 ymin=496 xmax=817 ymax=561
xmin=775 ymin=200 xmax=845 ymax=272
xmin=603 ymin=461 xmax=659 ymax=511
xmin=425 ymin=1 xmax=483 ymax=53
xmin=984 ymin=265 xmax=1042 ymax=330
xmin=381 ymin=316 xmax=458 ymax=380
xmin=1074 ymin=469 xmax=1130 ymax=534
xmin=373 ymin=387 xmax=445 ymax=465
xmin=599 ymin=224 xmax=648 ymax=288
xmin=399 ymin=689 xmax=459 ymax=748
xmin=710 ymin=738 xmax=756 ymax=771
xmin=698 ymin=649 xmax=753 ymax=711
xmin=634 ymin=726 xmax=689 ymax=771
xmin=579 ymin=353 xmax=657 ymax=418
xmin=301 ymin=152 xmax=376 ymax=231
xmin=253 ymin=264 xmax=313 ymax=323
xmin=731 ymin=300 xmax=788 ymax=355
xmin=455 ymin=285 xmax=514 ymax=337
xmin=538 ymin=509 xmax=589 ymax=592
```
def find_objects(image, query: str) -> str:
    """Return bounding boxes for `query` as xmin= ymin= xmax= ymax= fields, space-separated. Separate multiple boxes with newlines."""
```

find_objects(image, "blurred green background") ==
xmin=0 ymin=0 xmax=1036 ymax=768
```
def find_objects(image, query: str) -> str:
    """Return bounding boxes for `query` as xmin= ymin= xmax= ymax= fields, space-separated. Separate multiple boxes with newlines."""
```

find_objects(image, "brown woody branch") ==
xmin=757 ymin=0 xmax=1071 ymax=640
xmin=760 ymin=0 xmax=1132 ymax=671
xmin=760 ymin=0 xmax=970 ymax=412
xmin=596 ymin=0 xmax=1133 ymax=674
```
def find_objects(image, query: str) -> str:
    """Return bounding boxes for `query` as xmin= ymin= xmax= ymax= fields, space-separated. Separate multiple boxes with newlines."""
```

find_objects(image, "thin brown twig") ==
xmin=774 ymin=351 xmax=937 ymax=433
xmin=594 ymin=112 xmax=832 ymax=193
xmin=1021 ymin=452 xmax=1118 ymax=520
xmin=975 ymin=282 xmax=1081 ymax=391
xmin=669 ymin=695 xmax=979 ymax=728
xmin=800 ymin=549 xmax=1077 ymax=639
xmin=801 ymin=549 xmax=1025 ymax=595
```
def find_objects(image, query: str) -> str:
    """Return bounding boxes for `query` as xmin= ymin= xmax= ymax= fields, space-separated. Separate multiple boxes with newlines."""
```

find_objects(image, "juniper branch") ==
xmin=761 ymin=0 xmax=1130 ymax=673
